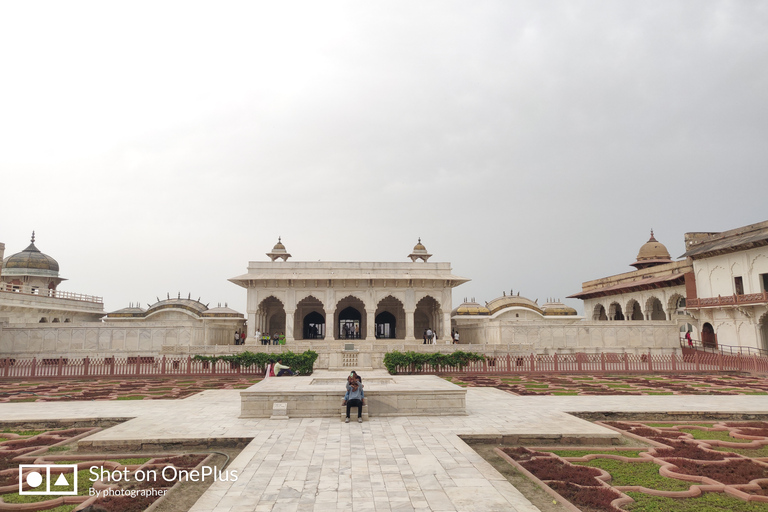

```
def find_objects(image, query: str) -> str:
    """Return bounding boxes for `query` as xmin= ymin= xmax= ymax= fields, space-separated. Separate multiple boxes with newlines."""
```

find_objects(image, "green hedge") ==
xmin=193 ymin=350 xmax=318 ymax=375
xmin=382 ymin=350 xmax=485 ymax=375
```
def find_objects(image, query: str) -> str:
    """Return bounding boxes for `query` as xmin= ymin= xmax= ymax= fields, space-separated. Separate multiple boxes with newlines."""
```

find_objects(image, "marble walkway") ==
xmin=1 ymin=378 xmax=768 ymax=511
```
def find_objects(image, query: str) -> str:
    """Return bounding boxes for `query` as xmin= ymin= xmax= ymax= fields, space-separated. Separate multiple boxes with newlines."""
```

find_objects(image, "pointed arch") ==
xmin=668 ymin=293 xmax=686 ymax=314
xmin=334 ymin=295 xmax=367 ymax=340
xmin=415 ymin=295 xmax=442 ymax=338
xmin=375 ymin=295 xmax=405 ymax=340
xmin=257 ymin=296 xmax=286 ymax=336
xmin=646 ymin=296 xmax=665 ymax=320
xmin=608 ymin=302 xmax=624 ymax=320
xmin=295 ymin=295 xmax=326 ymax=340
xmin=626 ymin=299 xmax=643 ymax=320
xmin=592 ymin=304 xmax=607 ymax=321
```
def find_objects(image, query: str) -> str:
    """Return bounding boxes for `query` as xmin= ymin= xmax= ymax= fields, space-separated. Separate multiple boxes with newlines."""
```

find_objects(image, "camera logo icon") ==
xmin=19 ymin=464 xmax=78 ymax=495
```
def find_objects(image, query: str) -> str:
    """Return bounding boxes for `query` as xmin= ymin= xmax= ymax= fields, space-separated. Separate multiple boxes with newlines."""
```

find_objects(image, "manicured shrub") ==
xmin=666 ymin=458 xmax=768 ymax=485
xmin=382 ymin=350 xmax=485 ymax=375
xmin=501 ymin=447 xmax=550 ymax=461
xmin=193 ymin=350 xmax=318 ymax=375
xmin=654 ymin=440 xmax=735 ymax=460
xmin=520 ymin=457 xmax=603 ymax=486
xmin=547 ymin=482 xmax=623 ymax=512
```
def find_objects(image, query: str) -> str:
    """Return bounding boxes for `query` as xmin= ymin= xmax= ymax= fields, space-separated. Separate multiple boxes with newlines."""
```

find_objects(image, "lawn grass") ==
xmin=114 ymin=457 xmax=152 ymax=465
xmin=604 ymin=384 xmax=632 ymax=388
xmin=645 ymin=423 xmax=715 ymax=428
xmin=552 ymin=392 xmax=579 ymax=396
xmin=741 ymin=391 xmax=768 ymax=395
xmin=2 ymin=429 xmax=47 ymax=436
xmin=679 ymin=428 xmax=754 ymax=443
xmin=548 ymin=450 xmax=645 ymax=458
xmin=47 ymin=446 xmax=72 ymax=452
xmin=573 ymin=459 xmax=691 ymax=491
xmin=624 ymin=490 xmax=768 ymax=511
xmin=715 ymin=445 xmax=768 ymax=457
xmin=645 ymin=392 xmax=675 ymax=395
xmin=522 ymin=384 xmax=549 ymax=388
xmin=116 ymin=395 xmax=147 ymax=400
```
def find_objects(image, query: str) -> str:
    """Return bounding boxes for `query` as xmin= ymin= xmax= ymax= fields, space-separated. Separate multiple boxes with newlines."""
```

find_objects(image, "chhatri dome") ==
xmin=2 ymin=232 xmax=62 ymax=280
xmin=451 ymin=298 xmax=490 ymax=316
xmin=630 ymin=230 xmax=672 ymax=270
xmin=266 ymin=237 xmax=292 ymax=262
xmin=408 ymin=238 xmax=432 ymax=262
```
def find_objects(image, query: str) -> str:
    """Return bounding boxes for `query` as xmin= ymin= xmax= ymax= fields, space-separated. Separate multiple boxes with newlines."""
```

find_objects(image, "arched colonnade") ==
xmin=591 ymin=293 xmax=687 ymax=322
xmin=249 ymin=292 xmax=448 ymax=342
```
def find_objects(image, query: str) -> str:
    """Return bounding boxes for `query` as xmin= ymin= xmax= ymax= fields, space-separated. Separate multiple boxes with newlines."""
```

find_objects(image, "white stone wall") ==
xmin=452 ymin=321 xmax=679 ymax=350
xmin=0 ymin=322 xmax=239 ymax=356
xmin=690 ymin=246 xmax=768 ymax=350
xmin=693 ymin=247 xmax=768 ymax=297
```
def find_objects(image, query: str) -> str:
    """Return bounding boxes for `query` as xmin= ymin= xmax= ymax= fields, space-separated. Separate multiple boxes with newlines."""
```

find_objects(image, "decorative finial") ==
xmin=31 ymin=231 xmax=35 ymax=244
xmin=418 ymin=237 xmax=421 ymax=244
xmin=278 ymin=236 xmax=281 ymax=243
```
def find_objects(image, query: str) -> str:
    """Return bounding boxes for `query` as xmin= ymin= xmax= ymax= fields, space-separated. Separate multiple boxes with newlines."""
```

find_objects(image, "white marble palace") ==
xmin=229 ymin=239 xmax=469 ymax=343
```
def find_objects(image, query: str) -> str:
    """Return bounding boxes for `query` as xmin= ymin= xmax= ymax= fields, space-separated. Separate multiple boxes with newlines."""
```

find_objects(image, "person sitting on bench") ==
xmin=345 ymin=375 xmax=364 ymax=423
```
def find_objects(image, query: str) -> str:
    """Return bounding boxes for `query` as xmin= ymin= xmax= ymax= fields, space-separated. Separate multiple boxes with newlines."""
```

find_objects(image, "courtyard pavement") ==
xmin=1 ymin=374 xmax=768 ymax=511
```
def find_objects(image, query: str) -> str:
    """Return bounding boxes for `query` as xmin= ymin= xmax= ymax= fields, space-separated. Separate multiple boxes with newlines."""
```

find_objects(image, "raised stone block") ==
xmin=270 ymin=402 xmax=288 ymax=420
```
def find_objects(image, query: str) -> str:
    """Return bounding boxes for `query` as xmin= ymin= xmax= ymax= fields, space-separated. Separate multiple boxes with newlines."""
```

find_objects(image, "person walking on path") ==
xmin=345 ymin=375 xmax=364 ymax=423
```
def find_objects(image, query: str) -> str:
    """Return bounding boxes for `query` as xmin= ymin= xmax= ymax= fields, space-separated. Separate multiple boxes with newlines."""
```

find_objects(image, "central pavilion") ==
xmin=229 ymin=239 xmax=469 ymax=343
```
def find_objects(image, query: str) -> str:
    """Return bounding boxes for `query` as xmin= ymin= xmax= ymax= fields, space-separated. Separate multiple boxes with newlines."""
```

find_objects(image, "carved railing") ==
xmin=680 ymin=337 xmax=768 ymax=358
xmin=0 ymin=284 xmax=102 ymax=304
xmin=687 ymin=291 xmax=768 ymax=308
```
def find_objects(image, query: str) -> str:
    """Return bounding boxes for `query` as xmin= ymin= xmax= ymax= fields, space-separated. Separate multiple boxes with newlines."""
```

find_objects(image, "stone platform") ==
xmin=240 ymin=370 xmax=467 ymax=419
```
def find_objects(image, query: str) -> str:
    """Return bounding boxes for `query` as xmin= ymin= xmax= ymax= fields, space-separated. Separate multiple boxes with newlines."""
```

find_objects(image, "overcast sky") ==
xmin=1 ymin=1 xmax=766 ymax=315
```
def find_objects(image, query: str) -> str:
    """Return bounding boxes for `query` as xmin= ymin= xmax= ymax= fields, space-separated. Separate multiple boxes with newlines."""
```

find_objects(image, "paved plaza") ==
xmin=2 ymin=373 xmax=768 ymax=511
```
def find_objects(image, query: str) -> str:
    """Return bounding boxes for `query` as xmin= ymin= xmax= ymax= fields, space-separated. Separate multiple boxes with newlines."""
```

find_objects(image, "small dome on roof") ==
xmin=203 ymin=305 xmax=244 ymax=318
xmin=145 ymin=296 xmax=208 ymax=317
xmin=2 ymin=232 xmax=60 ymax=278
xmin=106 ymin=304 xmax=147 ymax=318
xmin=631 ymin=230 xmax=672 ymax=269
xmin=541 ymin=298 xmax=578 ymax=316
xmin=408 ymin=237 xmax=432 ymax=262
xmin=486 ymin=292 xmax=543 ymax=315
xmin=267 ymin=237 xmax=291 ymax=261
xmin=452 ymin=298 xmax=490 ymax=316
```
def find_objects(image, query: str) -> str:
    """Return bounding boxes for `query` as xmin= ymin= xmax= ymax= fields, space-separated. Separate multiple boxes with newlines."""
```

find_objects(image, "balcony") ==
xmin=687 ymin=291 xmax=768 ymax=309
xmin=0 ymin=283 xmax=102 ymax=304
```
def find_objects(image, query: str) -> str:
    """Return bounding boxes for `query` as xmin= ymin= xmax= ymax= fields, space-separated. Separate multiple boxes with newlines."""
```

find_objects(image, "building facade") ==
xmin=0 ymin=233 xmax=104 ymax=324
xmin=230 ymin=240 xmax=469 ymax=343
xmin=683 ymin=221 xmax=768 ymax=351
xmin=568 ymin=232 xmax=693 ymax=337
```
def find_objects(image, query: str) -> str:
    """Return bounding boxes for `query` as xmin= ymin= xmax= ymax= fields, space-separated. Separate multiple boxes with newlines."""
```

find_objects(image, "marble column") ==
xmin=405 ymin=309 xmax=415 ymax=341
xmin=366 ymin=310 xmax=375 ymax=340
xmin=285 ymin=309 xmax=295 ymax=342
